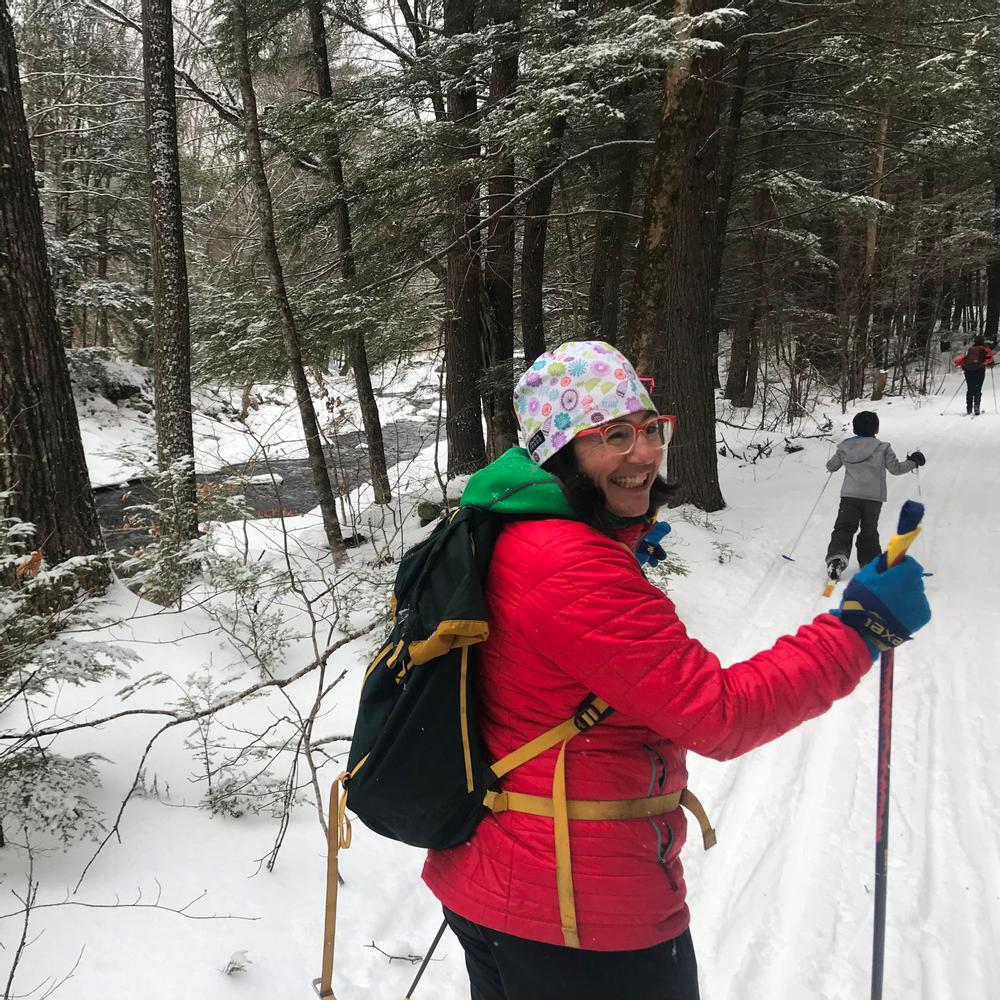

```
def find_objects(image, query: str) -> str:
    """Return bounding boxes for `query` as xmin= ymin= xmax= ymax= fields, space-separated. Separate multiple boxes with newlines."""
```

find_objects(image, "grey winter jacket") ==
xmin=826 ymin=436 xmax=916 ymax=501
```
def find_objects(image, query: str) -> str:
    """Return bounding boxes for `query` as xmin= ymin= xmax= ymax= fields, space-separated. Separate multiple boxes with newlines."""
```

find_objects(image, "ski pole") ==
xmin=870 ymin=499 xmax=924 ymax=1000
xmin=781 ymin=472 xmax=833 ymax=562
xmin=991 ymin=365 xmax=997 ymax=415
xmin=402 ymin=919 xmax=448 ymax=1000
xmin=938 ymin=380 xmax=962 ymax=415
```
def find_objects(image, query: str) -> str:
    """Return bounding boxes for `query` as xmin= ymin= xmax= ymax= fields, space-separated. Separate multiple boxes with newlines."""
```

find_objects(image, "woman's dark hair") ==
xmin=541 ymin=446 xmax=676 ymax=537
xmin=974 ymin=335 xmax=986 ymax=347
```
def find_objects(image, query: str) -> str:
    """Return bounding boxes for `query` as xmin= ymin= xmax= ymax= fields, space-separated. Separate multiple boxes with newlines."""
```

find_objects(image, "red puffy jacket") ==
xmin=422 ymin=517 xmax=873 ymax=951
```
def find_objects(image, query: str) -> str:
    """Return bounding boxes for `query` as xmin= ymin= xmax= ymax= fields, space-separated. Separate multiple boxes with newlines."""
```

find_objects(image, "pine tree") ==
xmin=141 ymin=0 xmax=198 ymax=540
xmin=0 ymin=1 xmax=105 ymax=564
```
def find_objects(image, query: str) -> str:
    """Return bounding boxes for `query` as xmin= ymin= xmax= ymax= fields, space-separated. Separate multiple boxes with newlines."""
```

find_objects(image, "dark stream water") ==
xmin=94 ymin=417 xmax=435 ymax=551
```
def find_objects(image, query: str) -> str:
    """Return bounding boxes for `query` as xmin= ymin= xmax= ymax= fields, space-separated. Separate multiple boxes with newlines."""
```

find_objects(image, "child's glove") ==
xmin=832 ymin=555 xmax=931 ymax=656
xmin=906 ymin=450 xmax=926 ymax=467
xmin=636 ymin=521 xmax=671 ymax=567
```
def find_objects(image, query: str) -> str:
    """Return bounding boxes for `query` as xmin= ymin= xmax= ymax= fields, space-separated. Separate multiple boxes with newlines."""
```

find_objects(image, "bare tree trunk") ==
xmin=0 ymin=4 xmax=105 ymax=563
xmin=96 ymin=211 xmax=110 ymax=348
xmin=443 ymin=0 xmax=486 ymax=475
xmin=520 ymin=117 xmax=566 ymax=365
xmin=709 ymin=40 xmax=751 ymax=390
xmin=848 ymin=106 xmax=891 ymax=396
xmin=913 ymin=167 xmax=937 ymax=359
xmin=986 ymin=173 xmax=1000 ymax=345
xmin=307 ymin=0 xmax=391 ymax=503
xmin=727 ymin=59 xmax=792 ymax=408
xmin=587 ymin=113 xmax=640 ymax=346
xmin=141 ymin=0 xmax=198 ymax=540
xmin=625 ymin=0 xmax=726 ymax=511
xmin=395 ymin=0 xmax=447 ymax=121
xmin=482 ymin=0 xmax=520 ymax=459
xmin=231 ymin=0 xmax=344 ymax=555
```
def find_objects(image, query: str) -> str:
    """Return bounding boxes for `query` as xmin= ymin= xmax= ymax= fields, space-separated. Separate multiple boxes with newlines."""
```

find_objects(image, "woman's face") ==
xmin=571 ymin=410 xmax=663 ymax=518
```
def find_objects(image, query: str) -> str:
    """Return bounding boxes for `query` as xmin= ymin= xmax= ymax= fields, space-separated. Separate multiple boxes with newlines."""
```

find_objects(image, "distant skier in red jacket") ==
xmin=421 ymin=341 xmax=931 ymax=1000
xmin=954 ymin=335 xmax=994 ymax=415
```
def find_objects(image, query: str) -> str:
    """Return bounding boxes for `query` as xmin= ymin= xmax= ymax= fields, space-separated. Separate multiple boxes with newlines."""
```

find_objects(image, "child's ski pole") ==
xmin=782 ymin=471 xmax=833 ymax=562
xmin=870 ymin=499 xmax=924 ymax=1000
xmin=939 ymin=379 xmax=962 ymax=415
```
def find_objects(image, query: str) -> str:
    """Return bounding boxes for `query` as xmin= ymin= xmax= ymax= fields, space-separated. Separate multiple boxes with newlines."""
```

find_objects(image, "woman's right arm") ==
xmin=517 ymin=528 xmax=874 ymax=762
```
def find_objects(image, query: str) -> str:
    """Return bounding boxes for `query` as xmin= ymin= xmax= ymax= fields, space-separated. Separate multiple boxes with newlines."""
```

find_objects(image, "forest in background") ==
xmin=3 ymin=0 xmax=999 ymax=549
xmin=2 ymin=6 xmax=1000 ymax=991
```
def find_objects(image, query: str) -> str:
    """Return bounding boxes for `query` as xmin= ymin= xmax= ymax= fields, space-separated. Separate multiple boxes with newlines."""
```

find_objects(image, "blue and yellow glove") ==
xmin=637 ymin=521 xmax=671 ymax=568
xmin=832 ymin=555 xmax=931 ymax=656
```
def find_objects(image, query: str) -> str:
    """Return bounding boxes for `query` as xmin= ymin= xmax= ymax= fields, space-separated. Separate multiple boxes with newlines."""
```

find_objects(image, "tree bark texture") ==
xmin=443 ymin=0 xmax=487 ymax=475
xmin=708 ymin=40 xmax=751 ymax=389
xmin=624 ymin=0 xmax=726 ymax=511
xmin=724 ymin=60 xmax=790 ymax=407
xmin=587 ymin=115 xmax=640 ymax=347
xmin=141 ymin=0 xmax=198 ymax=539
xmin=396 ymin=0 xmax=447 ymax=121
xmin=913 ymin=167 xmax=938 ymax=359
xmin=0 ymin=4 xmax=105 ymax=562
xmin=520 ymin=117 xmax=566 ymax=365
xmin=986 ymin=175 xmax=1000 ymax=344
xmin=307 ymin=0 xmax=391 ymax=503
xmin=231 ymin=0 xmax=345 ymax=554
xmin=482 ymin=0 xmax=520 ymax=459
xmin=846 ymin=107 xmax=891 ymax=399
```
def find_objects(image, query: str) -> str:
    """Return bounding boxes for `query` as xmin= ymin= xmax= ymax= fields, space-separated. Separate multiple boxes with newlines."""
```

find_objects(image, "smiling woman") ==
xmin=420 ymin=339 xmax=931 ymax=1000
xmin=573 ymin=413 xmax=676 ymax=518
xmin=513 ymin=340 xmax=675 ymax=529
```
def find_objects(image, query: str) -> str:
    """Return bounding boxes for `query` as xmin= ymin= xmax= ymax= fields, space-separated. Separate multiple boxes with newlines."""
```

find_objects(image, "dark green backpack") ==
xmin=342 ymin=502 xmax=614 ymax=852
xmin=341 ymin=505 xmax=506 ymax=849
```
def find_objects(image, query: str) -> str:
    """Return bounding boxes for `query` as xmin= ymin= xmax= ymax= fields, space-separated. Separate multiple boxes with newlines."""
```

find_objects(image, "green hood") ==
xmin=460 ymin=448 xmax=575 ymax=517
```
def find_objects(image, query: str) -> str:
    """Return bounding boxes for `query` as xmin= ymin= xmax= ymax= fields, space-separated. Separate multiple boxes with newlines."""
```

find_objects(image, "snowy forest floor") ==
xmin=2 ymin=362 xmax=997 ymax=1000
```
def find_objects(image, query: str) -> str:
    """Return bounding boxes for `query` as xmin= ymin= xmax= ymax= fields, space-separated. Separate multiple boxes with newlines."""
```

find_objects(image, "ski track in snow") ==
xmin=4 ymin=371 xmax=999 ymax=1000
xmin=688 ymin=388 xmax=1000 ymax=999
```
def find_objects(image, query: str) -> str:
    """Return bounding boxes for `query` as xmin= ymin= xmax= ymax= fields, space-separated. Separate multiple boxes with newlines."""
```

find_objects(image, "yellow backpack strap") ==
xmin=482 ymin=696 xmax=718 ymax=950
xmin=679 ymin=788 xmax=717 ymax=850
xmin=551 ymin=740 xmax=581 ymax=948
xmin=315 ymin=775 xmax=352 ymax=999
xmin=486 ymin=697 xmax=610 ymax=950
xmin=490 ymin=696 xmax=611 ymax=780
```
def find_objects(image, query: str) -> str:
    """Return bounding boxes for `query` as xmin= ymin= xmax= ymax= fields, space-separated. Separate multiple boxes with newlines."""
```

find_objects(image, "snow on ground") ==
xmin=3 ymin=360 xmax=998 ymax=1000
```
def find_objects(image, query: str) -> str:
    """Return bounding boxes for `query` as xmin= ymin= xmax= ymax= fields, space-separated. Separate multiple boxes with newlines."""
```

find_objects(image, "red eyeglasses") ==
xmin=574 ymin=414 xmax=676 ymax=455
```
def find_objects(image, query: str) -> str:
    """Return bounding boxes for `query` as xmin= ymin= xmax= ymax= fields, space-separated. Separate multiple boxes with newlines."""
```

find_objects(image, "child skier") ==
xmin=954 ymin=335 xmax=995 ymax=415
xmin=825 ymin=410 xmax=925 ymax=580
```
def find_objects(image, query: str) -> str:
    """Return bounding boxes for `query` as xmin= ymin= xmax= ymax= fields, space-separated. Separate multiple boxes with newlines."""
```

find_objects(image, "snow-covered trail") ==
xmin=686 ymin=381 xmax=1000 ymax=999
xmin=7 ymin=370 xmax=998 ymax=1000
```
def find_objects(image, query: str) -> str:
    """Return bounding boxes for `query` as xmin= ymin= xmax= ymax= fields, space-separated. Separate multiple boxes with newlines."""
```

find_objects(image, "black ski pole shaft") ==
xmin=402 ymin=918 xmax=448 ymax=1000
xmin=870 ymin=500 xmax=924 ymax=1000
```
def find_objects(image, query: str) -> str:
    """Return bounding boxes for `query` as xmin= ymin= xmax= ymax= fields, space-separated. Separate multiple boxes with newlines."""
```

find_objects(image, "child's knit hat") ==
xmin=853 ymin=411 xmax=879 ymax=437
xmin=513 ymin=340 xmax=655 ymax=466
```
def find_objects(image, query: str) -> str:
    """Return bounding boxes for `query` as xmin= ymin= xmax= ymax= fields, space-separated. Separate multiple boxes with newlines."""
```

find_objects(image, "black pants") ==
xmin=965 ymin=368 xmax=986 ymax=412
xmin=826 ymin=496 xmax=883 ymax=568
xmin=442 ymin=907 xmax=700 ymax=1000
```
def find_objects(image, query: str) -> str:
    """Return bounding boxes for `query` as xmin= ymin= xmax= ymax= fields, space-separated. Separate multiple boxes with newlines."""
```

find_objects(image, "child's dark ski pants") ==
xmin=442 ymin=906 xmax=700 ymax=1000
xmin=826 ymin=496 xmax=883 ymax=567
